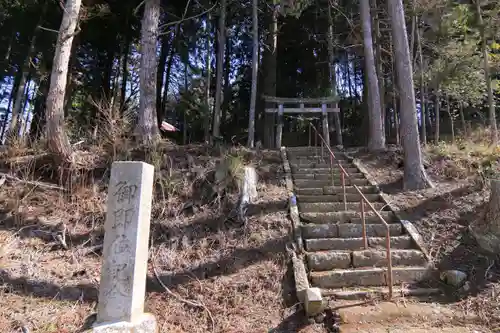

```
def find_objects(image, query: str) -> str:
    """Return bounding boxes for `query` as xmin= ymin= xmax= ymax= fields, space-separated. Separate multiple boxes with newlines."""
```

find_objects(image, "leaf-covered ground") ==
xmin=0 ymin=146 xmax=330 ymax=333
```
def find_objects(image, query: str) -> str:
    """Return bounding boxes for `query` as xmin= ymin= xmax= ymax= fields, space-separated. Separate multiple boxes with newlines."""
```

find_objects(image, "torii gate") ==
xmin=263 ymin=95 xmax=340 ymax=148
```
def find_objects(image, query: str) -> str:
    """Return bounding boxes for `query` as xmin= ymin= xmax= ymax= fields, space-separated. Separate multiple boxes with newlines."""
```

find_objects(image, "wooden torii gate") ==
xmin=263 ymin=96 xmax=340 ymax=148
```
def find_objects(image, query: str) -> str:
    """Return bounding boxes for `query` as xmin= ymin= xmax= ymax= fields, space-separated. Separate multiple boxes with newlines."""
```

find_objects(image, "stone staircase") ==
xmin=285 ymin=147 xmax=433 ymax=298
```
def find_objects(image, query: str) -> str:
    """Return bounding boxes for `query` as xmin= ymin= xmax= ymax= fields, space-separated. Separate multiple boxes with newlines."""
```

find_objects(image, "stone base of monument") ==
xmin=92 ymin=313 xmax=157 ymax=333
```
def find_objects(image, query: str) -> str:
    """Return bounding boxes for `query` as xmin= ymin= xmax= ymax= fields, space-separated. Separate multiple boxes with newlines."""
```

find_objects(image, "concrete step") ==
xmin=300 ymin=211 xmax=397 ymax=224
xmin=301 ymin=223 xmax=403 ymax=239
xmin=298 ymin=201 xmax=386 ymax=213
xmin=292 ymin=167 xmax=359 ymax=174
xmin=307 ymin=249 xmax=427 ymax=271
xmin=295 ymin=186 xmax=378 ymax=195
xmin=310 ymin=266 xmax=430 ymax=288
xmin=297 ymin=193 xmax=381 ymax=202
xmin=336 ymin=302 xmax=466 ymax=333
xmin=293 ymin=173 xmax=365 ymax=180
xmin=305 ymin=236 xmax=413 ymax=251
xmin=294 ymin=179 xmax=370 ymax=188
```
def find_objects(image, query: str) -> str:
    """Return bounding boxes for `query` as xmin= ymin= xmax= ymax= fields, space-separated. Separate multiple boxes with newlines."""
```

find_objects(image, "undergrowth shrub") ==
xmin=426 ymin=129 xmax=500 ymax=183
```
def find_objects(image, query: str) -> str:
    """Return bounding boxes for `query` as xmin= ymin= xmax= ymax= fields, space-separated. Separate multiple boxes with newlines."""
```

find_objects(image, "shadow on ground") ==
xmin=397 ymin=183 xmax=483 ymax=221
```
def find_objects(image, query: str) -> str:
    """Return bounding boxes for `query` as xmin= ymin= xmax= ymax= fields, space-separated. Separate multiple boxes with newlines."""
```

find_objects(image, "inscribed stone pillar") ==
xmin=93 ymin=161 xmax=157 ymax=332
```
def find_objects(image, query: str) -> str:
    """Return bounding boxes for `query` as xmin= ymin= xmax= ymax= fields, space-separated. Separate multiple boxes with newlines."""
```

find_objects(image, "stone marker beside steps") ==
xmin=93 ymin=161 xmax=157 ymax=333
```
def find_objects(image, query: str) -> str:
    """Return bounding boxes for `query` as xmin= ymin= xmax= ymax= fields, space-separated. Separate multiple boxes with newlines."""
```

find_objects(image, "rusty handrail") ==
xmin=353 ymin=184 xmax=394 ymax=299
xmin=307 ymin=121 xmax=394 ymax=300
xmin=309 ymin=122 xmax=349 ymax=210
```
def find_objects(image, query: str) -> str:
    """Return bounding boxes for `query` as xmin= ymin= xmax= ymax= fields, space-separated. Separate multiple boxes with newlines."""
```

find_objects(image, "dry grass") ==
xmin=0 ymin=137 xmax=323 ymax=332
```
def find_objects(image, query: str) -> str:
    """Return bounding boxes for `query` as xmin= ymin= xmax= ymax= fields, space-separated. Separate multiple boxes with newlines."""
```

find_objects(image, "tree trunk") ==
xmin=136 ymin=0 xmax=160 ymax=144
xmin=390 ymin=35 xmax=400 ymax=145
xmin=45 ymin=0 xmax=81 ymax=161
xmin=203 ymin=11 xmax=212 ymax=143
xmin=119 ymin=6 xmax=132 ymax=111
xmin=327 ymin=1 xmax=343 ymax=147
xmin=471 ymin=179 xmax=500 ymax=253
xmin=388 ymin=0 xmax=433 ymax=190
xmin=30 ymin=77 xmax=49 ymax=142
xmin=183 ymin=61 xmax=188 ymax=145
xmin=360 ymin=0 xmax=385 ymax=151
xmin=202 ymin=14 xmax=212 ymax=143
xmin=459 ymin=102 xmax=467 ymax=138
xmin=435 ymin=87 xmax=440 ymax=143
xmin=476 ymin=0 xmax=497 ymax=144
xmin=417 ymin=25 xmax=426 ymax=146
xmin=263 ymin=0 xmax=278 ymax=148
xmin=212 ymin=0 xmax=227 ymax=142
xmin=7 ymin=3 xmax=47 ymax=142
xmin=247 ymin=0 xmax=258 ymax=148
xmin=221 ymin=32 xmax=231 ymax=129
xmin=23 ymin=80 xmax=37 ymax=138
xmin=21 ymin=74 xmax=32 ymax=136
xmin=64 ymin=33 xmax=79 ymax=117
xmin=161 ymin=28 xmax=180 ymax=114
xmin=409 ymin=0 xmax=416 ymax=66
xmin=447 ymin=97 xmax=455 ymax=144
xmin=156 ymin=31 xmax=171 ymax=123
xmin=372 ymin=0 xmax=385 ymax=136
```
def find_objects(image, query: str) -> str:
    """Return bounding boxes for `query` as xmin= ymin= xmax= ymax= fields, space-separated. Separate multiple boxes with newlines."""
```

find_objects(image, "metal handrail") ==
xmin=307 ymin=121 xmax=394 ymax=300
xmin=353 ymin=185 xmax=394 ymax=299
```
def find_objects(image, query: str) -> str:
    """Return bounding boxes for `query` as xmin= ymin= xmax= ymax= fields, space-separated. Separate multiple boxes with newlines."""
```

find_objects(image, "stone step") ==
xmin=297 ymin=193 xmax=381 ymax=203
xmin=321 ymin=287 xmax=441 ymax=300
xmin=287 ymin=150 xmax=345 ymax=156
xmin=294 ymin=179 xmax=370 ymax=188
xmin=293 ymin=177 xmax=367 ymax=187
xmin=293 ymin=173 xmax=365 ymax=180
xmin=295 ymin=186 xmax=378 ymax=195
xmin=307 ymin=249 xmax=427 ymax=271
xmin=310 ymin=266 xmax=430 ymax=288
xmin=301 ymin=223 xmax=403 ymax=239
xmin=292 ymin=167 xmax=359 ymax=174
xmin=298 ymin=201 xmax=386 ymax=213
xmin=352 ymin=249 xmax=427 ymax=268
xmin=289 ymin=158 xmax=350 ymax=164
xmin=288 ymin=153 xmax=348 ymax=158
xmin=324 ymin=186 xmax=376 ymax=194
xmin=305 ymin=236 xmax=413 ymax=251
xmin=290 ymin=161 xmax=351 ymax=168
xmin=300 ymin=211 xmax=397 ymax=224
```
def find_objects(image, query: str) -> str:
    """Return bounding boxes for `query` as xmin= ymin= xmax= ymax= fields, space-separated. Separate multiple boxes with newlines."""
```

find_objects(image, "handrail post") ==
xmin=353 ymin=185 xmax=393 ymax=301
xmin=386 ymin=227 xmax=393 ymax=299
xmin=341 ymin=170 xmax=346 ymax=211
xmin=321 ymin=141 xmax=324 ymax=162
xmin=308 ymin=123 xmax=311 ymax=146
xmin=361 ymin=199 xmax=367 ymax=249
xmin=330 ymin=154 xmax=334 ymax=187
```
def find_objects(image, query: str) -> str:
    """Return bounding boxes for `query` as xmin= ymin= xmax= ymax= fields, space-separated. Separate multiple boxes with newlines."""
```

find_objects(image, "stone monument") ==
xmin=93 ymin=161 xmax=157 ymax=333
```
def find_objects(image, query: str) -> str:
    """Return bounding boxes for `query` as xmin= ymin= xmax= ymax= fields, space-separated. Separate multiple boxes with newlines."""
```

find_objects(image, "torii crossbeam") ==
xmin=263 ymin=95 xmax=340 ymax=148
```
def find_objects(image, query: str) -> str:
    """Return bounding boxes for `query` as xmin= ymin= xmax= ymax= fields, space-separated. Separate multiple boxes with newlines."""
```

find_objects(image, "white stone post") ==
xmin=93 ymin=161 xmax=157 ymax=333
xmin=321 ymin=103 xmax=330 ymax=146
xmin=276 ymin=103 xmax=284 ymax=149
